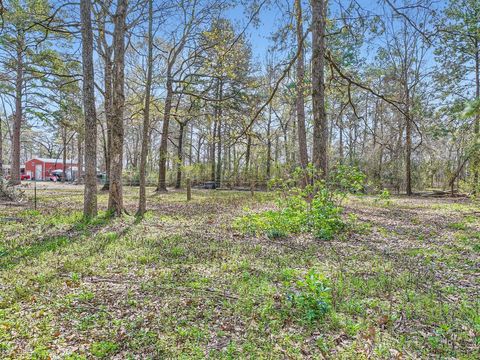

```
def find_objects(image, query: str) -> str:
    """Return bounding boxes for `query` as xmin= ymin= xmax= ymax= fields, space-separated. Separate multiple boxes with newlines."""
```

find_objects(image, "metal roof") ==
xmin=30 ymin=158 xmax=77 ymax=164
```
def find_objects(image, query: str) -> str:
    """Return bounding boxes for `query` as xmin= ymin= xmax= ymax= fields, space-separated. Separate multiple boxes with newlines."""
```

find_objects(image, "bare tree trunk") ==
xmin=80 ymin=0 xmax=98 ymax=218
xmin=137 ymin=0 xmax=153 ymax=216
xmin=233 ymin=145 xmax=239 ymax=185
xmin=215 ymin=81 xmax=223 ymax=187
xmin=348 ymin=124 xmax=354 ymax=164
xmin=197 ymin=134 xmax=202 ymax=164
xmin=175 ymin=122 xmax=185 ymax=189
xmin=245 ymin=133 xmax=252 ymax=182
xmin=0 ymin=113 xmax=3 ymax=178
xmin=211 ymin=116 xmax=217 ymax=182
xmin=295 ymin=0 xmax=308 ymax=170
xmin=102 ymin=61 xmax=113 ymax=190
xmin=339 ymin=114 xmax=344 ymax=163
xmin=77 ymin=132 xmax=83 ymax=184
xmin=216 ymin=121 xmax=221 ymax=187
xmin=108 ymin=0 xmax=127 ymax=216
xmin=62 ymin=126 xmax=67 ymax=183
xmin=266 ymin=104 xmax=272 ymax=179
xmin=99 ymin=120 xmax=108 ymax=179
xmin=225 ymin=129 xmax=230 ymax=181
xmin=283 ymin=125 xmax=289 ymax=164
xmin=11 ymin=35 xmax=24 ymax=185
xmin=157 ymin=75 xmax=173 ymax=192
xmin=311 ymin=0 xmax=328 ymax=177
xmin=405 ymin=81 xmax=412 ymax=196
xmin=291 ymin=118 xmax=297 ymax=164
xmin=474 ymin=41 xmax=479 ymax=193
xmin=274 ymin=135 xmax=279 ymax=164
xmin=97 ymin=9 xmax=114 ymax=191
xmin=189 ymin=122 xmax=193 ymax=165
xmin=373 ymin=100 xmax=382 ymax=184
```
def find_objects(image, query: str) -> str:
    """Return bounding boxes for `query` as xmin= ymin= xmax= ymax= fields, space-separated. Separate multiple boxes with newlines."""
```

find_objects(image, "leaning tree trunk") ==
xmin=108 ymin=0 xmax=127 ymax=216
xmin=80 ymin=0 xmax=98 ymax=218
xmin=311 ymin=0 xmax=328 ymax=177
xmin=449 ymin=156 xmax=469 ymax=195
xmin=137 ymin=0 xmax=153 ymax=216
xmin=295 ymin=0 xmax=308 ymax=171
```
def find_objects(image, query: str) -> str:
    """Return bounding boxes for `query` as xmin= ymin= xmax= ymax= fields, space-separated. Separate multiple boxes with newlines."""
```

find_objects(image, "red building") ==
xmin=25 ymin=158 xmax=77 ymax=181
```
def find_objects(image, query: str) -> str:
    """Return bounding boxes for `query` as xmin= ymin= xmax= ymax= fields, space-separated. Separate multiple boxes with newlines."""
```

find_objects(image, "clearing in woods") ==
xmin=0 ymin=186 xmax=479 ymax=358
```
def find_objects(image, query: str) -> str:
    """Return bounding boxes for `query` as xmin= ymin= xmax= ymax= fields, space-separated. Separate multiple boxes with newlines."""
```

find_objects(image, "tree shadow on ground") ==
xmin=0 ymin=214 xmax=114 ymax=270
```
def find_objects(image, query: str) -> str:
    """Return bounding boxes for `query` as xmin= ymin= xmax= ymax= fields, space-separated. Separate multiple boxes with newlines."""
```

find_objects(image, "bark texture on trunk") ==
xmin=137 ymin=0 xmax=153 ymax=216
xmin=266 ymin=104 xmax=272 ymax=179
xmin=97 ymin=6 xmax=114 ymax=191
xmin=405 ymin=88 xmax=412 ymax=196
xmin=62 ymin=126 xmax=67 ymax=183
xmin=215 ymin=82 xmax=223 ymax=187
xmin=295 ymin=0 xmax=308 ymax=170
xmin=156 ymin=33 xmax=189 ymax=190
xmin=108 ymin=0 xmax=127 ymax=216
xmin=0 ymin=113 xmax=3 ymax=178
xmin=157 ymin=76 xmax=173 ymax=192
xmin=175 ymin=123 xmax=185 ymax=189
xmin=211 ymin=117 xmax=217 ymax=182
xmin=245 ymin=133 xmax=252 ymax=180
xmin=77 ymin=132 xmax=83 ymax=184
xmin=11 ymin=34 xmax=24 ymax=185
xmin=339 ymin=114 xmax=344 ymax=163
xmin=102 ymin=59 xmax=113 ymax=190
xmin=474 ymin=41 xmax=479 ymax=192
xmin=311 ymin=0 xmax=328 ymax=177
xmin=80 ymin=0 xmax=98 ymax=218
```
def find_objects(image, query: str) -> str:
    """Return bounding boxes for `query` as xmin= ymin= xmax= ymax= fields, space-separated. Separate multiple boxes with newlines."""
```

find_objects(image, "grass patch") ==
xmin=0 ymin=186 xmax=478 ymax=358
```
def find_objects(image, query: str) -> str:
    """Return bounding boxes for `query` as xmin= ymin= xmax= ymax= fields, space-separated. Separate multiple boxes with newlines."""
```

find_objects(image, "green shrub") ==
xmin=379 ymin=189 xmax=391 ymax=200
xmin=90 ymin=341 xmax=118 ymax=358
xmin=235 ymin=164 xmax=365 ymax=240
xmin=375 ymin=189 xmax=392 ymax=206
xmin=287 ymin=269 xmax=332 ymax=322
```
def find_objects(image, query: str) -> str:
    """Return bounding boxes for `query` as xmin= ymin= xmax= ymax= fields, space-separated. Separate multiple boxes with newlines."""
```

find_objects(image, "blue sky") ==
xmin=226 ymin=2 xmax=280 ymax=62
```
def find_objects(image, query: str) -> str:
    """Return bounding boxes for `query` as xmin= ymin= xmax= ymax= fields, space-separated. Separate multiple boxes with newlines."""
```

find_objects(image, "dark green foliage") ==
xmin=286 ymin=269 xmax=332 ymax=322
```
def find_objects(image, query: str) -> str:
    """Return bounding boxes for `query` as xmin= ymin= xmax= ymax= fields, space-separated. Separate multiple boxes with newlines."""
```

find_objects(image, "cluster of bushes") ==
xmin=235 ymin=165 xmax=365 ymax=240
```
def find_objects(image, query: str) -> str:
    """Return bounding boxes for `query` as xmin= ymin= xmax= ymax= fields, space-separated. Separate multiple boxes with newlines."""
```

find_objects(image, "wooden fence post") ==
xmin=186 ymin=178 xmax=191 ymax=201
